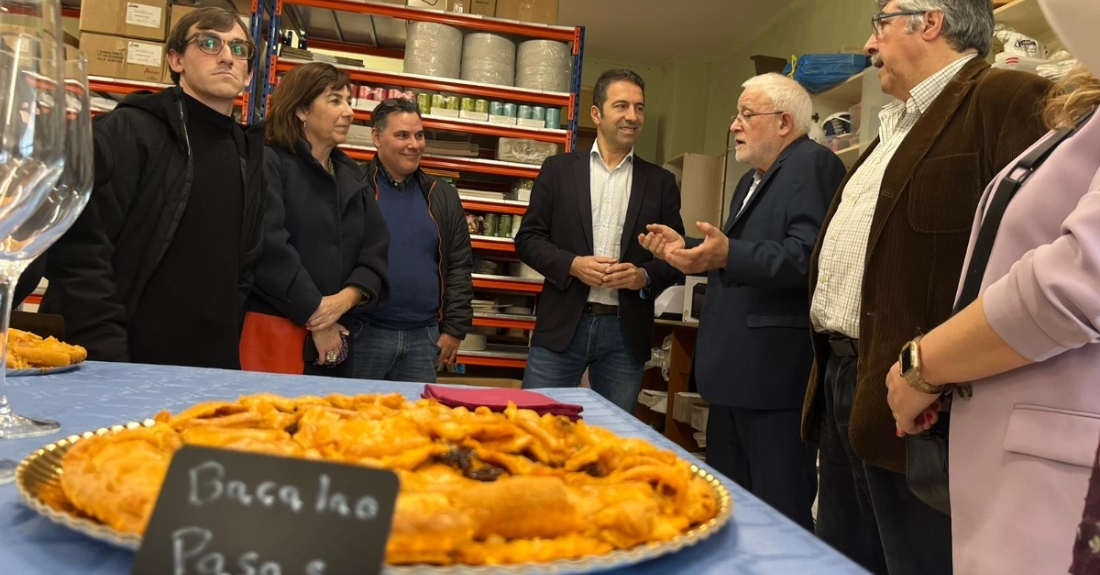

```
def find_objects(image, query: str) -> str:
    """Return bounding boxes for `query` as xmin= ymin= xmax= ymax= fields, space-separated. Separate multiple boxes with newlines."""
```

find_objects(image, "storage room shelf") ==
xmin=835 ymin=144 xmax=860 ymax=168
xmin=283 ymin=0 xmax=580 ymax=43
xmin=472 ymin=274 xmax=544 ymax=293
xmin=460 ymin=198 xmax=529 ymax=216
xmin=275 ymin=58 xmax=572 ymax=108
xmin=341 ymin=145 xmax=542 ymax=178
xmin=994 ymin=0 xmax=1053 ymax=40
xmin=811 ymin=69 xmax=868 ymax=105
xmin=470 ymin=235 xmax=515 ymax=252
xmin=456 ymin=345 xmax=530 ymax=369
xmin=90 ymin=76 xmax=248 ymax=108
xmin=472 ymin=313 xmax=536 ymax=330
xmin=352 ymin=109 xmax=568 ymax=144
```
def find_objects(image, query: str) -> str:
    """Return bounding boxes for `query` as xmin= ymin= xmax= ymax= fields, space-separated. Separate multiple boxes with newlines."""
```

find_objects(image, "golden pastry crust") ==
xmin=56 ymin=393 xmax=720 ymax=566
xmin=7 ymin=328 xmax=87 ymax=369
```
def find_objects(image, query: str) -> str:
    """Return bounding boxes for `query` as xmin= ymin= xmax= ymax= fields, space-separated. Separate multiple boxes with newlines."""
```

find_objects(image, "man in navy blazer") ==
xmin=642 ymin=73 xmax=845 ymax=528
xmin=515 ymin=69 xmax=684 ymax=412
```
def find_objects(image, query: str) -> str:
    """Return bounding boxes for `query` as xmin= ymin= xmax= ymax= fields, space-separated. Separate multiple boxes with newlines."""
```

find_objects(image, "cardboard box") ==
xmin=168 ymin=4 xmax=198 ymax=36
xmin=408 ymin=0 xmax=494 ymax=15
xmin=455 ymin=0 xmax=496 ymax=15
xmin=495 ymin=0 xmax=558 ymax=25
xmin=81 ymin=33 xmax=166 ymax=83
xmin=80 ymin=0 xmax=169 ymax=42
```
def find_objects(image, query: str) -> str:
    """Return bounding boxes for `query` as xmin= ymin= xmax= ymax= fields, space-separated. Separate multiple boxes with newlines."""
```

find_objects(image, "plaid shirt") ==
xmin=810 ymin=54 xmax=978 ymax=338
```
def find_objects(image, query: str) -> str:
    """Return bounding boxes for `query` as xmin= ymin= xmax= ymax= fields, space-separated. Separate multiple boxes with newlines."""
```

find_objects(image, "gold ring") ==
xmin=325 ymin=350 xmax=337 ymax=363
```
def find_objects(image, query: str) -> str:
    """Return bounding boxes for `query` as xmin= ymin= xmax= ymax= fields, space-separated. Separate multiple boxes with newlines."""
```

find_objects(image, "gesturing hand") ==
xmin=570 ymin=255 xmax=617 ymax=288
xmin=638 ymin=224 xmax=685 ymax=261
xmin=665 ymin=222 xmax=729 ymax=274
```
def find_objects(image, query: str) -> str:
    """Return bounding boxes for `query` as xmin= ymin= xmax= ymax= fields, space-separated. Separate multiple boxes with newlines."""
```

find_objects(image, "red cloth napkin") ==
xmin=422 ymin=384 xmax=583 ymax=420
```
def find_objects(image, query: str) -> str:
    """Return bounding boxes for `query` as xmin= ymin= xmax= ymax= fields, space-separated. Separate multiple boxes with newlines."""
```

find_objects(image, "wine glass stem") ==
xmin=0 ymin=263 xmax=28 ymax=417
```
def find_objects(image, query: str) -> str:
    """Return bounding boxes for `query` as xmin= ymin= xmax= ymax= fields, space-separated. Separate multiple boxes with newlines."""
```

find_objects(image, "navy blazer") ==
xmin=515 ymin=150 xmax=685 ymax=363
xmin=693 ymin=136 xmax=845 ymax=409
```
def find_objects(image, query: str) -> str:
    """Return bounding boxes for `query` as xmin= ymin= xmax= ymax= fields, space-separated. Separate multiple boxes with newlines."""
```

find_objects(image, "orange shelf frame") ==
xmin=89 ymin=78 xmax=247 ymax=109
xmin=341 ymin=147 xmax=541 ymax=179
xmin=472 ymin=278 xmax=543 ymax=293
xmin=472 ymin=316 xmax=536 ymax=331
xmin=283 ymin=0 xmax=581 ymax=46
xmin=455 ymin=354 xmax=528 ymax=369
xmin=470 ymin=238 xmax=515 ymax=253
xmin=274 ymin=59 xmax=570 ymax=108
xmin=352 ymin=109 xmax=567 ymax=145
xmin=461 ymin=200 xmax=527 ymax=216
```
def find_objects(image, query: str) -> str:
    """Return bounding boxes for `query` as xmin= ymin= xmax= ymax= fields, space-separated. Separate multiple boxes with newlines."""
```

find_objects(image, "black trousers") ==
xmin=705 ymin=403 xmax=817 ymax=530
xmin=815 ymin=351 xmax=953 ymax=575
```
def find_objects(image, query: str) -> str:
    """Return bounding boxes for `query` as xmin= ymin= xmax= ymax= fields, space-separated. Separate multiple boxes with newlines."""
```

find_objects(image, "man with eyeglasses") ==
xmin=639 ymin=73 xmax=844 ymax=530
xmin=800 ymin=2 xmax=1050 ymax=574
xmin=37 ymin=7 xmax=266 ymax=369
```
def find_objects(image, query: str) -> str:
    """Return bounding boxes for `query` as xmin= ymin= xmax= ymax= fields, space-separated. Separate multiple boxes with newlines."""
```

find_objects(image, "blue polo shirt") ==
xmin=364 ymin=173 xmax=441 ymax=330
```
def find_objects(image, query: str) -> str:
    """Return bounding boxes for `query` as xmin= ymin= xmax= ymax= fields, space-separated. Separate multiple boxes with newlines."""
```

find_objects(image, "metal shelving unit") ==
xmin=260 ymin=0 xmax=584 ymax=149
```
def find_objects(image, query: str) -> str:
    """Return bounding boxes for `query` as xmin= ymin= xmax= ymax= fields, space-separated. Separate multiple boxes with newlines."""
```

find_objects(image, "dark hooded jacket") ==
xmin=38 ymin=87 xmax=266 ymax=363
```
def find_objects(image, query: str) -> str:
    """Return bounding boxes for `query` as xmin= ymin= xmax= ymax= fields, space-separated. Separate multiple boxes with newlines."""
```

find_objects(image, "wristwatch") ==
xmin=355 ymin=287 xmax=372 ymax=306
xmin=898 ymin=335 xmax=945 ymax=394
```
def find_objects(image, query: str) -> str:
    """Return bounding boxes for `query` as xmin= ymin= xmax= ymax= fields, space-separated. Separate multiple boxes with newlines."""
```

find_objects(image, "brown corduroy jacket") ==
xmin=800 ymin=58 xmax=1051 ymax=473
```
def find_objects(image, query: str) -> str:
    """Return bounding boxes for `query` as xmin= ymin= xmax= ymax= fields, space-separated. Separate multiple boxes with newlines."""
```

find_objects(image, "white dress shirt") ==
xmin=588 ymin=141 xmax=634 ymax=306
xmin=810 ymin=54 xmax=977 ymax=338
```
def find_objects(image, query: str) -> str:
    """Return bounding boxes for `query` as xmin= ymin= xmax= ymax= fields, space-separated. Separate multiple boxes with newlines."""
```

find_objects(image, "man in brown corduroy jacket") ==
xmin=803 ymin=2 xmax=1050 ymax=575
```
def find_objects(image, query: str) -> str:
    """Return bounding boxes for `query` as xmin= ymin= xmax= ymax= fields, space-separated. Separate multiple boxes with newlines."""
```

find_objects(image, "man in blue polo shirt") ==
xmin=354 ymin=99 xmax=473 ymax=382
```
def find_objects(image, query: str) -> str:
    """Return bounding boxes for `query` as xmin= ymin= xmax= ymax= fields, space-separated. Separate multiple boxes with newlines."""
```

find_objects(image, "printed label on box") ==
xmin=127 ymin=41 xmax=163 ymax=68
xmin=125 ymin=2 xmax=163 ymax=28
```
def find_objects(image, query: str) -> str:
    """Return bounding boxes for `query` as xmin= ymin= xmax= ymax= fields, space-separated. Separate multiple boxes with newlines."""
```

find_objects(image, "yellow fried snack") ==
xmin=56 ymin=393 xmax=721 ymax=566
xmin=6 ymin=328 xmax=88 ymax=369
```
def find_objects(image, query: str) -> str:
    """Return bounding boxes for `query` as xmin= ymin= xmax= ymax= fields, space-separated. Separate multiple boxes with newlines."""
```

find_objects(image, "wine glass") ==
xmin=0 ymin=2 xmax=71 ymax=483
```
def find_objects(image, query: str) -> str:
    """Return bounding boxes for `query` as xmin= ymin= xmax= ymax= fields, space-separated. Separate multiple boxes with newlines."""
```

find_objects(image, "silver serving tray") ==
xmin=17 ymin=420 xmax=733 ymax=575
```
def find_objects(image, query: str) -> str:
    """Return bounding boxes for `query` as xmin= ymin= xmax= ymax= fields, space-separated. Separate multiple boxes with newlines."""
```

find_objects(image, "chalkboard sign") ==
xmin=132 ymin=446 xmax=399 ymax=575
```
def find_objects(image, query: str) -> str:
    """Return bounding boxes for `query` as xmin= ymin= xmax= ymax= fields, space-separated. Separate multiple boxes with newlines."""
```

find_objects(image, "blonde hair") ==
xmin=1043 ymin=66 xmax=1100 ymax=130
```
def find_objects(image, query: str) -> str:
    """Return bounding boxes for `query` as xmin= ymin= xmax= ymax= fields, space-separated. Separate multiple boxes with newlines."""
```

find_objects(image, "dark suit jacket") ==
xmin=800 ymin=58 xmax=1051 ymax=473
xmin=693 ymin=136 xmax=845 ymax=409
xmin=515 ymin=150 xmax=685 ymax=363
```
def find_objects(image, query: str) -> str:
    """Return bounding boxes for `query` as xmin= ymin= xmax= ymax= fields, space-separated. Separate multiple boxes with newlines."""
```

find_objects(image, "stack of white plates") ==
xmin=472 ymin=299 xmax=501 ymax=314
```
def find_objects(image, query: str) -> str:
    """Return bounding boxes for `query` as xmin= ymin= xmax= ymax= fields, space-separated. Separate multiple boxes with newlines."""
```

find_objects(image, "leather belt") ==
xmin=826 ymin=333 xmax=859 ymax=357
xmin=583 ymin=302 xmax=618 ymax=316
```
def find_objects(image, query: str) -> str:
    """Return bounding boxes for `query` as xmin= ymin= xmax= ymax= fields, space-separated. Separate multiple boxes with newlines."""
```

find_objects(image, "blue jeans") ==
xmin=352 ymin=323 xmax=440 ymax=383
xmin=522 ymin=314 xmax=644 ymax=413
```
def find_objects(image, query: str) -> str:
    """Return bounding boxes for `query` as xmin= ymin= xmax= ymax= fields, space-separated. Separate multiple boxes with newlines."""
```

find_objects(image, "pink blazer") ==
xmin=951 ymin=111 xmax=1100 ymax=575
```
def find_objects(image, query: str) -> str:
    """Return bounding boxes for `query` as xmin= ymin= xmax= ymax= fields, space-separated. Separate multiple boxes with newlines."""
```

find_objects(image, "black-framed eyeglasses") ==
xmin=731 ymin=110 xmax=784 ymax=125
xmin=187 ymin=33 xmax=256 ymax=60
xmin=871 ymin=10 xmax=927 ymax=37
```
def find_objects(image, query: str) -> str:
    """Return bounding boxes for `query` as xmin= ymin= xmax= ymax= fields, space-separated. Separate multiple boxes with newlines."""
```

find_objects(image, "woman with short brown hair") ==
xmin=241 ymin=62 xmax=389 ymax=377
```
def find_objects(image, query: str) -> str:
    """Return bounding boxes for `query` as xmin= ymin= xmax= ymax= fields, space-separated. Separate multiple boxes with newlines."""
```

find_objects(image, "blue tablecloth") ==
xmin=0 ymin=362 xmax=867 ymax=574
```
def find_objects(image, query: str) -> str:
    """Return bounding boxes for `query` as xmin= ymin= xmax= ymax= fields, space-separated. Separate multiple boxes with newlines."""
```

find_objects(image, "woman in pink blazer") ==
xmin=884 ymin=0 xmax=1100 ymax=573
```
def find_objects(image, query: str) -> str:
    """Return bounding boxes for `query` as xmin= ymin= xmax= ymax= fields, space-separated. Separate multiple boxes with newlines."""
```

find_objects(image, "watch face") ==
xmin=900 ymin=345 xmax=914 ymax=373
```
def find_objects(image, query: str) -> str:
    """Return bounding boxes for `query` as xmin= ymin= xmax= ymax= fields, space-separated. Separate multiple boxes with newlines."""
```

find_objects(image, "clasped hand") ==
xmin=569 ymin=256 xmax=645 ymax=290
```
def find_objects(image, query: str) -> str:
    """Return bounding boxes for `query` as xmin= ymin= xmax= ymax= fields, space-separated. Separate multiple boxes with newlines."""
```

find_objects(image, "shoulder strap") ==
xmin=953 ymin=123 xmax=1083 ymax=313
